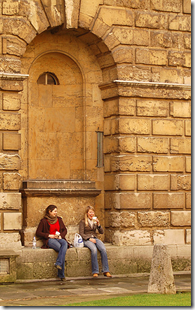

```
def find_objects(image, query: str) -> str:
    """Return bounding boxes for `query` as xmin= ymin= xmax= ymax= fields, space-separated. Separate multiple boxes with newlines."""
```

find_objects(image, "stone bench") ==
xmin=14 ymin=244 xmax=191 ymax=281
xmin=0 ymin=250 xmax=19 ymax=283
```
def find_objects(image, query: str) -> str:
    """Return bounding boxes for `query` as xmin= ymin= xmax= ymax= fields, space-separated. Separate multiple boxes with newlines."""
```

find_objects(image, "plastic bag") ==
xmin=74 ymin=233 xmax=84 ymax=248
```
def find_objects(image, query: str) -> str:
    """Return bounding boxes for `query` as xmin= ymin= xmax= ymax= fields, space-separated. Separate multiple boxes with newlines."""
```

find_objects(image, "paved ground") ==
xmin=0 ymin=272 xmax=191 ymax=307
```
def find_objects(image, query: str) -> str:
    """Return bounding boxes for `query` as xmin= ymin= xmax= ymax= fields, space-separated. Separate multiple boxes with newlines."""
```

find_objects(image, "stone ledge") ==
xmin=14 ymin=244 xmax=191 ymax=281
xmin=21 ymin=180 xmax=101 ymax=197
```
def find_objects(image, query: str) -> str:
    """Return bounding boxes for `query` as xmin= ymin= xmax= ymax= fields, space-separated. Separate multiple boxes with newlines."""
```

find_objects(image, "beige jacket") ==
xmin=79 ymin=219 xmax=103 ymax=241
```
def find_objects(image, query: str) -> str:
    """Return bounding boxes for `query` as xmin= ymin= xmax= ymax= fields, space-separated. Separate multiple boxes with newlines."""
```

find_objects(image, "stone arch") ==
xmin=20 ymin=27 xmax=109 ymax=244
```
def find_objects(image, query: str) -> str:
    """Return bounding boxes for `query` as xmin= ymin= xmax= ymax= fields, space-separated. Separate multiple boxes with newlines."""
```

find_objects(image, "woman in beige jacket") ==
xmin=79 ymin=206 xmax=112 ymax=278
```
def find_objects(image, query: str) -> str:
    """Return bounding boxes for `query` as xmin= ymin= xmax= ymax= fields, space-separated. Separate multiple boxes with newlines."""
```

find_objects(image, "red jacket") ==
xmin=36 ymin=217 xmax=68 ymax=248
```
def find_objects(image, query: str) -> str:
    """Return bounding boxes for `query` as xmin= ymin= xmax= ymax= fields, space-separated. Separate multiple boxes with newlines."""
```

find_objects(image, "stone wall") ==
xmin=0 ymin=0 xmax=191 ymax=250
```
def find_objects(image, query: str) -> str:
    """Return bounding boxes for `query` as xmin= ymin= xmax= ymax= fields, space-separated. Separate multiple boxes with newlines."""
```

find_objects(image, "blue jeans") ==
xmin=48 ymin=238 xmax=68 ymax=278
xmin=84 ymin=238 xmax=109 ymax=274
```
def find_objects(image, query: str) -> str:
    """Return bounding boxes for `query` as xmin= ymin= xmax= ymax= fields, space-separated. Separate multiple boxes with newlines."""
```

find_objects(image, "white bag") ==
xmin=74 ymin=233 xmax=84 ymax=248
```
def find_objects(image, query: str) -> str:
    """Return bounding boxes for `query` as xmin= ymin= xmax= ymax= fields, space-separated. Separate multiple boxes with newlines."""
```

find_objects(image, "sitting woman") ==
xmin=79 ymin=205 xmax=112 ymax=278
xmin=36 ymin=204 xmax=68 ymax=281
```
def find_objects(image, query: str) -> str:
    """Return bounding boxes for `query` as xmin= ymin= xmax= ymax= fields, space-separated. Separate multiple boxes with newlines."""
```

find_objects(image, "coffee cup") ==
xmin=93 ymin=216 xmax=97 ymax=224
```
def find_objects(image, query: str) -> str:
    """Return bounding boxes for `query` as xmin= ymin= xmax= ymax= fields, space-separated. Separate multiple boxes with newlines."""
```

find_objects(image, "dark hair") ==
xmin=45 ymin=205 xmax=57 ymax=216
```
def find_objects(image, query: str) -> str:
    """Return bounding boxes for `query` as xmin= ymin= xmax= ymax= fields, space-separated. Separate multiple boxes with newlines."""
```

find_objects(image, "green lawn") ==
xmin=64 ymin=292 xmax=191 ymax=307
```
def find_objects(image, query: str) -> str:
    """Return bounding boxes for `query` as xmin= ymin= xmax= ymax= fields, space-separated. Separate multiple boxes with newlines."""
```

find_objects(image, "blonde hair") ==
xmin=84 ymin=206 xmax=95 ymax=226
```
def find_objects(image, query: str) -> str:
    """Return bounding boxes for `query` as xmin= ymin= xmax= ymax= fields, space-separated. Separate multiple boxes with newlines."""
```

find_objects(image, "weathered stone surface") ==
xmin=153 ymin=156 xmax=184 ymax=172
xmin=170 ymin=101 xmax=191 ymax=117
xmin=4 ymin=212 xmax=22 ymax=230
xmin=112 ymin=230 xmax=152 ymax=246
xmin=98 ymin=6 xmax=133 ymax=26
xmin=138 ymin=174 xmax=169 ymax=190
xmin=168 ymin=51 xmax=191 ymax=68
xmin=106 ymin=211 xmax=136 ymax=228
xmin=104 ymin=0 xmax=150 ymax=9
xmin=2 ymin=133 xmax=21 ymax=150
xmin=183 ymin=0 xmax=191 ymax=13
xmin=112 ymin=46 xmax=133 ymax=63
xmin=169 ymin=14 xmax=191 ymax=31
xmin=170 ymin=138 xmax=191 ymax=154
xmin=119 ymin=193 xmax=152 ymax=209
xmin=138 ymin=137 xmax=169 ymax=154
xmin=138 ymin=211 xmax=170 ymax=227
xmin=185 ymin=120 xmax=191 ymax=136
xmin=186 ymin=193 xmax=191 ymax=209
xmin=0 ymin=193 xmax=21 ymax=210
xmin=103 ymin=98 xmax=135 ymax=117
xmin=154 ymin=193 xmax=185 ymax=209
xmin=109 ymin=155 xmax=152 ymax=172
xmin=136 ymin=48 xmax=167 ymax=65
xmin=151 ymin=0 xmax=181 ymax=12
xmin=3 ymin=172 xmax=21 ymax=190
xmin=0 ymin=154 xmax=21 ymax=170
xmin=0 ymin=233 xmax=22 ymax=249
xmin=150 ymin=31 xmax=184 ymax=49
xmin=119 ymin=118 xmax=150 ymax=134
xmin=0 ymin=0 xmax=191 ymax=251
xmin=148 ymin=244 xmax=176 ymax=294
xmin=186 ymin=229 xmax=191 ymax=244
xmin=112 ymin=27 xmax=149 ymax=45
xmin=3 ymin=17 xmax=37 ymax=44
xmin=171 ymin=174 xmax=191 ymax=190
xmin=104 ymin=136 xmax=136 ymax=153
xmin=135 ymin=12 xmax=168 ymax=29
xmin=64 ymin=0 xmax=81 ymax=29
xmin=136 ymin=99 xmax=168 ymax=116
xmin=104 ymin=174 xmax=135 ymax=190
xmin=2 ymin=92 xmax=21 ymax=110
xmin=171 ymin=211 xmax=191 ymax=226
xmin=2 ymin=36 xmax=27 ymax=56
xmin=153 ymin=229 xmax=185 ymax=245
xmin=19 ymin=0 xmax=50 ymax=33
xmin=186 ymin=156 xmax=191 ymax=172
xmin=41 ymin=0 xmax=64 ymax=27
xmin=153 ymin=119 xmax=183 ymax=136
xmin=0 ymin=113 xmax=20 ymax=130
xmin=2 ymin=0 xmax=19 ymax=14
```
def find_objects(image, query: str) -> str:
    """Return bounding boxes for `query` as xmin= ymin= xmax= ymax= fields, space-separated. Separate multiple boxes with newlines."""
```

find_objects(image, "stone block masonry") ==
xmin=0 ymin=0 xmax=191 ymax=258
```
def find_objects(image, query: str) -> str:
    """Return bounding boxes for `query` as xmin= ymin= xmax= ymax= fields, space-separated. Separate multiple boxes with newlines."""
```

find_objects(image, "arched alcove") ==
xmin=28 ymin=52 xmax=84 ymax=180
xmin=20 ymin=29 xmax=105 ymax=245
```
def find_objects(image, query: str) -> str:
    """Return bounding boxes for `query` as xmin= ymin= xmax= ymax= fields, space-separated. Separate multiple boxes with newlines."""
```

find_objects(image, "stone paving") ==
xmin=0 ymin=272 xmax=191 ymax=307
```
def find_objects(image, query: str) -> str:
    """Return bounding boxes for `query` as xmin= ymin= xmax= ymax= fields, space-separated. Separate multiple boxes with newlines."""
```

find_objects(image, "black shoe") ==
xmin=60 ymin=278 xmax=66 ymax=282
xmin=55 ymin=264 xmax=62 ymax=270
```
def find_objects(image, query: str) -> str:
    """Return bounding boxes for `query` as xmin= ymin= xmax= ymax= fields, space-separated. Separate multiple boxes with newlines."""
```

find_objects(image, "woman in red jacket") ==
xmin=36 ymin=205 xmax=68 ymax=281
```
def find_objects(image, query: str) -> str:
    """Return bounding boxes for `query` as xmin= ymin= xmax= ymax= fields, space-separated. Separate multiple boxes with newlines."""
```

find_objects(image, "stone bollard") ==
xmin=148 ymin=244 xmax=176 ymax=294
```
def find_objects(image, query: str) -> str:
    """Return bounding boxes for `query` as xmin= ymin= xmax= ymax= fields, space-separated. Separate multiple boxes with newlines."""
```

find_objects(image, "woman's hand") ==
xmin=49 ymin=234 xmax=56 ymax=239
xmin=96 ymin=218 xmax=100 ymax=226
xmin=89 ymin=238 xmax=96 ymax=243
xmin=49 ymin=234 xmax=61 ymax=239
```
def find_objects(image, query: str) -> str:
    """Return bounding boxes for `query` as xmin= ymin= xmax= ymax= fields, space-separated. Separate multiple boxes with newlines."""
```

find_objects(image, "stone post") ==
xmin=148 ymin=244 xmax=176 ymax=294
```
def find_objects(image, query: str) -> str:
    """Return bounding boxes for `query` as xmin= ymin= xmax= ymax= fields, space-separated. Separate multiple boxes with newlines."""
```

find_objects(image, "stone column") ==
xmin=148 ymin=244 xmax=176 ymax=294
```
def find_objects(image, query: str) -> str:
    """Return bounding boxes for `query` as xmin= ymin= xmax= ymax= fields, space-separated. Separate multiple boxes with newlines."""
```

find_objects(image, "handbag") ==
xmin=74 ymin=233 xmax=84 ymax=248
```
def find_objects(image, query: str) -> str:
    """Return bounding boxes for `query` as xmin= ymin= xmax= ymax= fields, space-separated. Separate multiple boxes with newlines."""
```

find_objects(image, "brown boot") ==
xmin=93 ymin=273 xmax=98 ymax=277
xmin=104 ymin=272 xmax=112 ymax=278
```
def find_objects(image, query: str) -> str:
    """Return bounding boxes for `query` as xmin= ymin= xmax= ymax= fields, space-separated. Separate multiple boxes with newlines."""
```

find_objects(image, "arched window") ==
xmin=37 ymin=72 xmax=59 ymax=85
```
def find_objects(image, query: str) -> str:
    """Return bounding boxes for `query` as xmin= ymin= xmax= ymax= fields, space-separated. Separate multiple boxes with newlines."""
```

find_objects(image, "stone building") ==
xmin=0 ymin=0 xmax=191 ymax=261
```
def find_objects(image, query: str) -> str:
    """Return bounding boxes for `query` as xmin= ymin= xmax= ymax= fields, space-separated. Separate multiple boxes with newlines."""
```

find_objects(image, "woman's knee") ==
xmin=90 ymin=246 xmax=97 ymax=256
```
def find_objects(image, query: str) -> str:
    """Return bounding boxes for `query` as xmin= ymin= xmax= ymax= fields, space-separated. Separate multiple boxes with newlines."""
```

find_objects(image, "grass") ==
xmin=63 ymin=292 xmax=191 ymax=307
